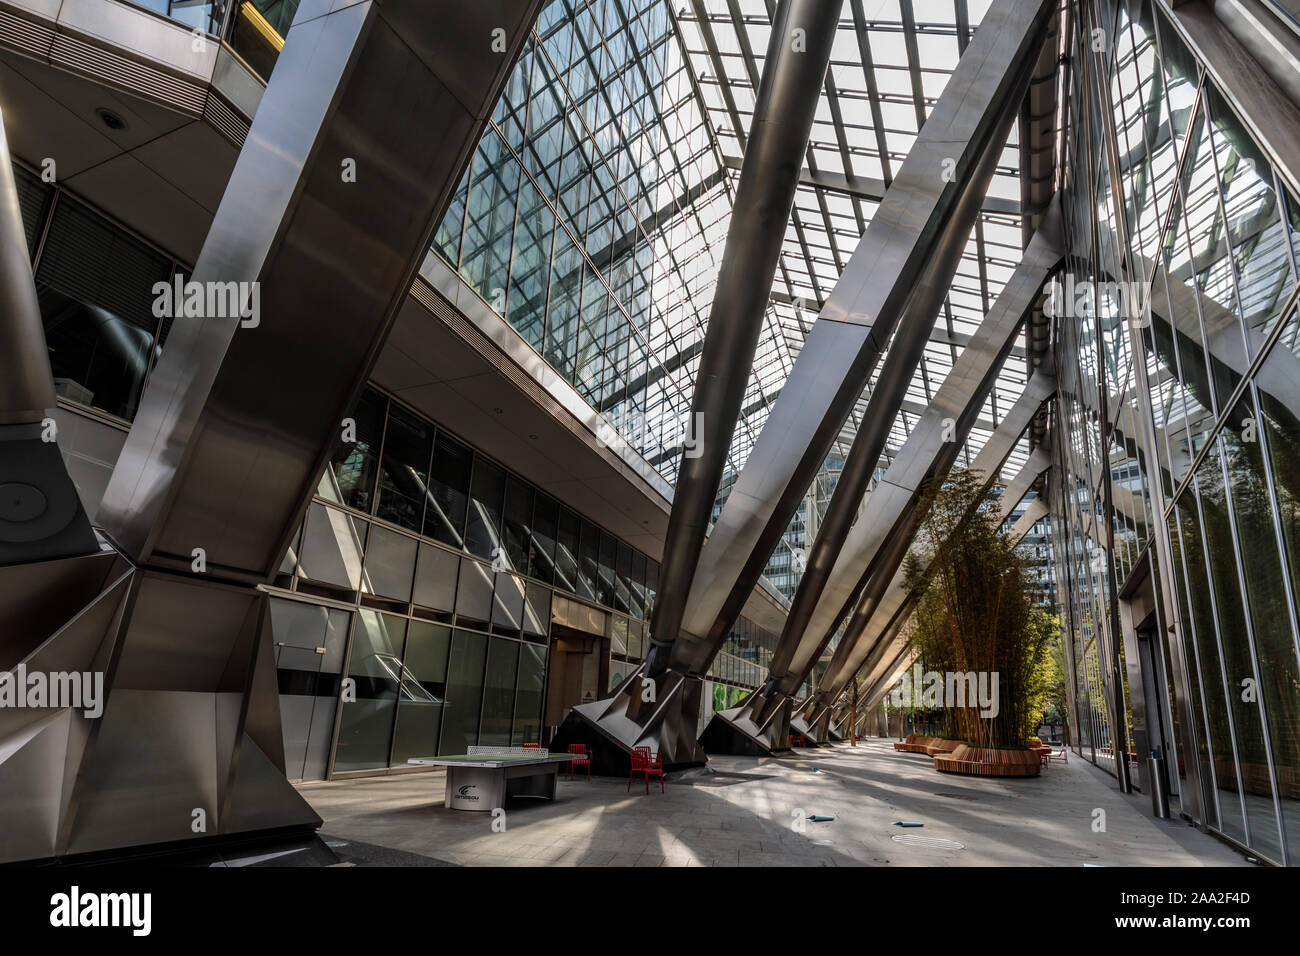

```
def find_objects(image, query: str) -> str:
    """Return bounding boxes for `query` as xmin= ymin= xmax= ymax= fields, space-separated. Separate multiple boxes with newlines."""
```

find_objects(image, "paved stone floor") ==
xmin=298 ymin=739 xmax=1250 ymax=866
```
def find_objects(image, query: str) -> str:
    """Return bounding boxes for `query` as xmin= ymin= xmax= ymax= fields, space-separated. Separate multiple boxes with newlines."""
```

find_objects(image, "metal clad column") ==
xmin=785 ymin=203 xmax=1064 ymax=695
xmin=752 ymin=133 xmax=1033 ymax=718
xmin=0 ymin=106 xmax=98 ymax=565
xmin=31 ymin=1 xmax=544 ymax=861
xmin=99 ymin=1 xmax=543 ymax=579
xmin=673 ymin=0 xmax=1058 ymax=674
xmin=811 ymin=442 xmax=1054 ymax=720
xmin=0 ymin=108 xmax=54 ymax=425
xmin=646 ymin=0 xmax=843 ymax=676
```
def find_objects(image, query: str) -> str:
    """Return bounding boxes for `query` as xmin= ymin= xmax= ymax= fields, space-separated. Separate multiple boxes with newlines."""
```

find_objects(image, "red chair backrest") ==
xmin=523 ymin=742 xmax=540 ymax=749
xmin=630 ymin=750 xmax=648 ymax=769
xmin=568 ymin=744 xmax=587 ymax=758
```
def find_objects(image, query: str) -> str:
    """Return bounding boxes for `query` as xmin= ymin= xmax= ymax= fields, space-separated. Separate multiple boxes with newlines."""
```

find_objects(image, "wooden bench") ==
xmin=925 ymin=738 xmax=963 ymax=756
xmin=893 ymin=735 xmax=939 ymax=754
xmin=933 ymin=745 xmax=1042 ymax=777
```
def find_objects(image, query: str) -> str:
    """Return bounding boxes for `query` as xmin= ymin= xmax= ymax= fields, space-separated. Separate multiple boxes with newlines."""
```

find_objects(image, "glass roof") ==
xmin=430 ymin=0 xmax=1041 ymax=584
xmin=669 ymin=0 xmax=1034 ymax=485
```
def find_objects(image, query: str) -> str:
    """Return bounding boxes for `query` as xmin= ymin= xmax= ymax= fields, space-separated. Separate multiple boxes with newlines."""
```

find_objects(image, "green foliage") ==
xmin=903 ymin=469 xmax=1052 ymax=748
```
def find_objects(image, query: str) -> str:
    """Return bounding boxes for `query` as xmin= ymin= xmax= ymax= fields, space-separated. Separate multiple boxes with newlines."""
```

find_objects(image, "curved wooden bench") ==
xmin=934 ymin=745 xmax=1041 ymax=777
xmin=893 ymin=735 xmax=938 ymax=754
xmin=924 ymin=738 xmax=963 ymax=756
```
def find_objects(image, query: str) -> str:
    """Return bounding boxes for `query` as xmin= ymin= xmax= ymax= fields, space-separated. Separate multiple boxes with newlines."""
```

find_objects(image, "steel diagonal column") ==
xmin=672 ymin=0 xmax=1057 ymax=678
xmin=22 ymin=1 xmax=545 ymax=862
xmin=0 ymin=107 xmax=98 ymax=564
xmin=721 ymin=363 xmax=1055 ymax=748
xmin=862 ymin=496 xmax=1049 ymax=712
xmin=809 ymin=445 xmax=1054 ymax=725
xmin=747 ymin=119 xmax=1023 ymax=728
xmin=812 ymin=370 xmax=1058 ymax=719
xmin=751 ymin=199 xmax=1065 ymax=735
xmin=0 ymin=106 xmax=119 ymax=865
xmin=549 ymin=0 xmax=842 ymax=772
xmin=645 ymin=0 xmax=843 ymax=678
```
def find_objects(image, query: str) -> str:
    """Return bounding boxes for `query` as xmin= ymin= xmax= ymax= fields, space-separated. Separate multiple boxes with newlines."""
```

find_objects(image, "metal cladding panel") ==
xmin=675 ymin=0 xmax=1058 ymax=668
xmin=97 ymin=0 xmax=544 ymax=581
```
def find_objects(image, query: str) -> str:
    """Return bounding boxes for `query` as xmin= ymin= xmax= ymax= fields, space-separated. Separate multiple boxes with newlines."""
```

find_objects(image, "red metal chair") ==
xmin=567 ymin=743 xmax=591 ymax=780
xmin=522 ymin=742 xmax=540 ymax=749
xmin=628 ymin=747 xmax=664 ymax=794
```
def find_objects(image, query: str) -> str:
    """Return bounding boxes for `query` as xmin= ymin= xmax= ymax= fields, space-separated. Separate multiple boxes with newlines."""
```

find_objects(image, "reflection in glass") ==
xmin=35 ymin=197 xmax=171 ymax=422
xmin=1195 ymin=437 xmax=1283 ymax=858
xmin=321 ymin=388 xmax=385 ymax=511
xmin=391 ymin=622 xmax=450 ymax=765
xmin=442 ymin=631 xmax=488 ymax=754
xmin=376 ymin=403 xmax=432 ymax=531
xmin=479 ymin=639 xmax=520 ymax=747
xmin=1206 ymin=87 xmax=1294 ymax=355
xmin=426 ymin=432 xmax=472 ymax=548
xmin=1219 ymin=390 xmax=1300 ymax=854
xmin=465 ymin=455 xmax=506 ymax=562
xmin=513 ymin=644 xmax=546 ymax=745
xmin=334 ymin=611 xmax=405 ymax=771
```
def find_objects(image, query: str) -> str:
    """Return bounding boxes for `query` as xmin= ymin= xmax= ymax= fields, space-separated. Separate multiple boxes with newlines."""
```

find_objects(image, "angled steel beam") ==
xmin=800 ymin=350 xmax=1057 ymax=713
xmin=551 ymin=0 xmax=843 ymax=770
xmin=754 ymin=199 xmax=1064 ymax=725
xmin=749 ymin=135 xmax=1025 ymax=721
xmin=670 ymin=0 xmax=1057 ymax=680
xmin=809 ymin=447 xmax=1054 ymax=723
xmin=1008 ymin=495 xmax=1050 ymax=542
xmin=7 ymin=1 xmax=545 ymax=863
xmin=862 ymin=492 xmax=1049 ymax=710
xmin=643 ymin=0 xmax=844 ymax=678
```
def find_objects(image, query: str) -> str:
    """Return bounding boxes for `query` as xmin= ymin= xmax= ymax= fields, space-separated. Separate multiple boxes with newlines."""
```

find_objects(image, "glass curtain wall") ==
xmin=1053 ymin=0 xmax=1300 ymax=865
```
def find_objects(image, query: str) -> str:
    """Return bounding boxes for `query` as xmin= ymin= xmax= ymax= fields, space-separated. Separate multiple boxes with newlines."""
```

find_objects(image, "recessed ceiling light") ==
xmin=96 ymin=108 xmax=126 ymax=131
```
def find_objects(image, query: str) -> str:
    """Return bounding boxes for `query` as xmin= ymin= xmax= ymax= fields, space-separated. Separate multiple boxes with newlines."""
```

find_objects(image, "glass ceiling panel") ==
xmin=431 ymin=0 xmax=1040 ymax=597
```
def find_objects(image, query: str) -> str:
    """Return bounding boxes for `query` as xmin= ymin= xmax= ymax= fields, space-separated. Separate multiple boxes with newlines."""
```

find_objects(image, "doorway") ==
xmin=544 ymin=623 xmax=608 ymax=740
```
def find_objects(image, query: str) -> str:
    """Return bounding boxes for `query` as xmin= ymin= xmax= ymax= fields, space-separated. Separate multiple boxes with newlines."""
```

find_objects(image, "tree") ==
xmin=902 ymin=469 xmax=1051 ymax=748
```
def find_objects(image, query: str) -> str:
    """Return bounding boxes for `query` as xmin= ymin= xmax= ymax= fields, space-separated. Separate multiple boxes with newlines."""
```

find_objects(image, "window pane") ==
xmin=1219 ymin=390 xmax=1300 ymax=855
xmin=465 ymin=455 xmax=505 ymax=561
xmin=479 ymin=638 xmax=519 ymax=747
xmin=512 ymin=643 xmax=547 ymax=745
xmin=376 ymin=403 xmax=433 ymax=531
xmin=1196 ymin=438 xmax=1282 ymax=858
xmin=334 ymin=611 xmax=405 ymax=771
xmin=502 ymin=476 xmax=533 ymax=573
xmin=391 ymin=622 xmax=450 ymax=765
xmin=321 ymin=388 xmax=385 ymax=510
xmin=554 ymin=507 xmax=580 ymax=593
xmin=361 ymin=525 xmax=416 ymax=602
xmin=35 ymin=197 xmax=171 ymax=421
xmin=442 ymin=630 xmax=488 ymax=754
xmin=425 ymin=431 xmax=472 ymax=548
xmin=529 ymin=493 xmax=558 ymax=584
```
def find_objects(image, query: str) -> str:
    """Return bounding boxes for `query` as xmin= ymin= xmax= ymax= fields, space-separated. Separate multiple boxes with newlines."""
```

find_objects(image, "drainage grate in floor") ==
xmin=891 ymin=833 xmax=965 ymax=850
